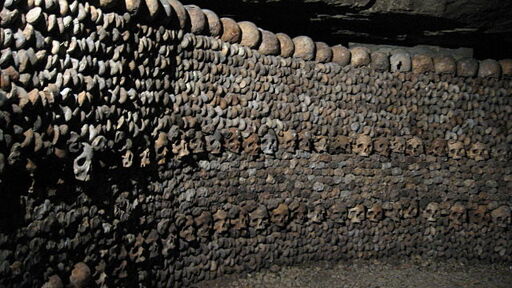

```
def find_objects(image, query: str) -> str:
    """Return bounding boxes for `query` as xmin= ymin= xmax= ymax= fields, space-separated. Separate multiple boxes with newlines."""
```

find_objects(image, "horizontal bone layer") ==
xmin=0 ymin=1 xmax=511 ymax=287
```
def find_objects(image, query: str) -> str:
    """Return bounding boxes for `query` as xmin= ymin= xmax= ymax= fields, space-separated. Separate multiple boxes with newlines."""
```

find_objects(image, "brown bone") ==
xmin=185 ymin=5 xmax=206 ymax=35
xmin=125 ymin=0 xmax=142 ymax=14
xmin=331 ymin=44 xmax=351 ymax=66
xmin=315 ymin=42 xmax=333 ymax=63
xmin=456 ymin=58 xmax=478 ymax=77
xmin=220 ymin=18 xmax=241 ymax=44
xmin=433 ymin=55 xmax=456 ymax=74
xmin=350 ymin=47 xmax=370 ymax=67
xmin=258 ymin=30 xmax=280 ymax=56
xmin=69 ymin=262 xmax=91 ymax=288
xmin=499 ymin=59 xmax=512 ymax=77
xmin=371 ymin=51 xmax=390 ymax=72
xmin=276 ymin=33 xmax=294 ymax=57
xmin=168 ymin=0 xmax=189 ymax=29
xmin=202 ymin=9 xmax=223 ymax=37
xmin=144 ymin=0 xmax=161 ymax=19
xmin=292 ymin=36 xmax=315 ymax=61
xmin=478 ymin=59 xmax=501 ymax=78
xmin=238 ymin=21 xmax=261 ymax=48
xmin=412 ymin=54 xmax=434 ymax=74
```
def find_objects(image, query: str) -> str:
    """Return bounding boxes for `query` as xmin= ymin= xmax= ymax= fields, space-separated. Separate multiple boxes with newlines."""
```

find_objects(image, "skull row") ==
xmin=422 ymin=202 xmax=511 ymax=228
xmin=175 ymin=2 xmax=512 ymax=77
xmin=210 ymin=200 xmax=511 ymax=228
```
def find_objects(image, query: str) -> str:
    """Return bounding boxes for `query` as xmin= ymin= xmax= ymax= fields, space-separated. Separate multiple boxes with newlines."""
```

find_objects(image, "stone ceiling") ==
xmin=182 ymin=0 xmax=512 ymax=59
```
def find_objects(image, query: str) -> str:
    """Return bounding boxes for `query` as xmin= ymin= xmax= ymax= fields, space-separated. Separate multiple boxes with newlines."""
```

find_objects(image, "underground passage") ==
xmin=0 ymin=0 xmax=511 ymax=287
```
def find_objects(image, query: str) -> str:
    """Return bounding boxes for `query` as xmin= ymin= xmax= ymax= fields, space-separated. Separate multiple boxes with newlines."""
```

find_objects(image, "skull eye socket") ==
xmin=76 ymin=157 xmax=87 ymax=166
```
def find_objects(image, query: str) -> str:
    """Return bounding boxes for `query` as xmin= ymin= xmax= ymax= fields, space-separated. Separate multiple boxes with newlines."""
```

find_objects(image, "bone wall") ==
xmin=0 ymin=1 xmax=511 ymax=287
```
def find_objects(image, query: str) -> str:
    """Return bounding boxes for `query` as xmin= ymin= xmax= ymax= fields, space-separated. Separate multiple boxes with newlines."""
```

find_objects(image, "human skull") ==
xmin=249 ymin=205 xmax=268 ymax=230
xmin=412 ymin=54 xmax=434 ymax=73
xmin=448 ymin=202 xmax=467 ymax=226
xmin=350 ymin=47 xmax=370 ymax=67
xmin=353 ymin=134 xmax=372 ymax=157
xmin=328 ymin=135 xmax=352 ymax=154
xmin=122 ymin=150 xmax=134 ymax=168
xmin=373 ymin=137 xmax=390 ymax=156
xmin=329 ymin=202 xmax=347 ymax=224
xmin=91 ymin=135 xmax=107 ymax=152
xmin=154 ymin=132 xmax=168 ymax=165
xmin=428 ymin=138 xmax=447 ymax=157
xmin=297 ymin=131 xmax=312 ymax=151
xmin=390 ymin=52 xmax=411 ymax=72
xmin=467 ymin=142 xmax=489 ymax=161
xmin=313 ymin=136 xmax=328 ymax=153
xmin=230 ymin=207 xmax=248 ymax=231
xmin=243 ymin=133 xmax=260 ymax=156
xmin=261 ymin=129 xmax=278 ymax=155
xmin=433 ymin=55 xmax=456 ymax=74
xmin=390 ymin=136 xmax=406 ymax=153
xmin=289 ymin=201 xmax=307 ymax=224
xmin=178 ymin=215 xmax=196 ymax=242
xmin=194 ymin=211 xmax=212 ymax=239
xmin=161 ymin=234 xmax=177 ymax=257
xmin=457 ymin=58 xmax=479 ymax=77
xmin=491 ymin=206 xmax=511 ymax=228
xmin=213 ymin=209 xmax=229 ymax=234
xmin=69 ymin=263 xmax=91 ymax=288
xmin=469 ymin=205 xmax=489 ymax=224
xmin=367 ymin=203 xmax=384 ymax=222
xmin=447 ymin=140 xmax=465 ymax=159
xmin=73 ymin=143 xmax=93 ymax=181
xmin=139 ymin=148 xmax=151 ymax=167
xmin=189 ymin=131 xmax=205 ymax=154
xmin=223 ymin=128 xmax=241 ymax=153
xmin=278 ymin=130 xmax=297 ymax=152
xmin=423 ymin=202 xmax=440 ymax=222
xmin=271 ymin=203 xmax=289 ymax=227
xmin=307 ymin=205 xmax=325 ymax=223
xmin=371 ymin=51 xmax=390 ymax=71
xmin=402 ymin=200 xmax=418 ymax=219
xmin=478 ymin=59 xmax=501 ymax=78
xmin=405 ymin=136 xmax=424 ymax=156
xmin=7 ymin=143 xmax=21 ymax=167
xmin=205 ymin=131 xmax=223 ymax=155
xmin=348 ymin=204 xmax=365 ymax=223
xmin=172 ymin=138 xmax=190 ymax=159
xmin=383 ymin=201 xmax=401 ymax=222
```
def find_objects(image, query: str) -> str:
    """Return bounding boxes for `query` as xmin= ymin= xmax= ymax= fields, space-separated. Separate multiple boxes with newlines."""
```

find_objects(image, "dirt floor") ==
xmin=194 ymin=258 xmax=512 ymax=288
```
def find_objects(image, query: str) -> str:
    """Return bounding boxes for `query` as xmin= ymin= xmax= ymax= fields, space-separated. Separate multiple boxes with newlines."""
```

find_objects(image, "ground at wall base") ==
xmin=195 ymin=258 xmax=512 ymax=288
